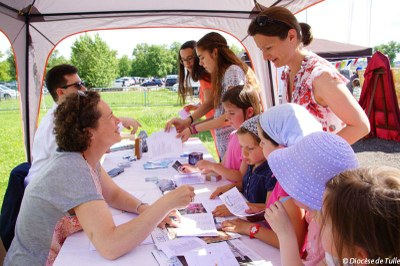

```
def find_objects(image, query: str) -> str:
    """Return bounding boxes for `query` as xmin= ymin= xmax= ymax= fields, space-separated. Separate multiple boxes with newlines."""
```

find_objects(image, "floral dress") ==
xmin=46 ymin=162 xmax=102 ymax=265
xmin=281 ymin=52 xmax=348 ymax=133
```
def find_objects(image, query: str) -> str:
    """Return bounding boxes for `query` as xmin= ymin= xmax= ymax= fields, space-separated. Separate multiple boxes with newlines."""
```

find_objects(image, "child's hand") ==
xmin=177 ymin=128 xmax=191 ymax=143
xmin=221 ymin=218 xmax=251 ymax=235
xmin=209 ymin=184 xmax=234 ymax=199
xmin=245 ymin=205 xmax=265 ymax=214
xmin=264 ymin=200 xmax=295 ymax=237
xmin=165 ymin=118 xmax=188 ymax=133
xmin=181 ymin=163 xmax=199 ymax=173
xmin=212 ymin=204 xmax=232 ymax=217
xmin=196 ymin=160 xmax=214 ymax=172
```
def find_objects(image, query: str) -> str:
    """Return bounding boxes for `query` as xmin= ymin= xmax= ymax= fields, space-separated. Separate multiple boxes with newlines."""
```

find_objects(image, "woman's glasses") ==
xmin=254 ymin=15 xmax=291 ymax=28
xmin=180 ymin=55 xmax=194 ymax=64
xmin=62 ymin=81 xmax=85 ymax=90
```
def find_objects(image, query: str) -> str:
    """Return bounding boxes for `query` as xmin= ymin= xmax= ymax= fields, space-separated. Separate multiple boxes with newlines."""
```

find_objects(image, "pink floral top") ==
xmin=281 ymin=52 xmax=348 ymax=133
xmin=46 ymin=162 xmax=102 ymax=266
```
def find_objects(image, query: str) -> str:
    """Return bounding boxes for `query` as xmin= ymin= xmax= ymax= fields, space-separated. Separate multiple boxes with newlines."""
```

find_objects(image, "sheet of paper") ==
xmin=173 ymin=213 xmax=218 ymax=237
xmin=173 ymin=173 xmax=205 ymax=186
xmin=156 ymin=237 xmax=207 ymax=258
xmin=151 ymin=250 xmax=184 ymax=266
xmin=227 ymin=239 xmax=273 ymax=265
xmin=178 ymin=108 xmax=191 ymax=119
xmin=219 ymin=187 xmax=263 ymax=217
xmin=89 ymin=212 xmax=153 ymax=250
xmin=184 ymin=241 xmax=239 ymax=266
xmin=151 ymin=227 xmax=174 ymax=249
xmin=147 ymin=128 xmax=183 ymax=158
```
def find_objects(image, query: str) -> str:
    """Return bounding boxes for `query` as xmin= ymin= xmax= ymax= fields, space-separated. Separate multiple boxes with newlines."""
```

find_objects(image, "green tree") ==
xmin=71 ymin=33 xmax=118 ymax=88
xmin=6 ymin=50 xmax=16 ymax=81
xmin=230 ymin=44 xmax=244 ymax=56
xmin=118 ymin=55 xmax=132 ymax=77
xmin=131 ymin=44 xmax=175 ymax=77
xmin=46 ymin=50 xmax=69 ymax=73
xmin=374 ymin=41 xmax=400 ymax=66
xmin=169 ymin=42 xmax=181 ymax=75
xmin=0 ymin=60 xmax=11 ymax=81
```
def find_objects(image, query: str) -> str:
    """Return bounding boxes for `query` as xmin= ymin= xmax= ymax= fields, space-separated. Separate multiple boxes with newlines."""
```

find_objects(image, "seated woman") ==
xmin=5 ymin=91 xmax=195 ymax=265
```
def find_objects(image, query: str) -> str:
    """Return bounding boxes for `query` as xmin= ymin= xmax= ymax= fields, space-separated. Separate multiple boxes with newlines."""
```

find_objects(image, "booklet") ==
xmin=143 ymin=159 xmax=174 ymax=170
xmin=219 ymin=187 xmax=264 ymax=217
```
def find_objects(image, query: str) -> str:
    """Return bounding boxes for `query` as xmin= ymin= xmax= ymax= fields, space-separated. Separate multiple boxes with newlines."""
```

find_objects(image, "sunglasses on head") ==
xmin=254 ymin=15 xmax=291 ymax=28
xmin=61 ymin=80 xmax=85 ymax=90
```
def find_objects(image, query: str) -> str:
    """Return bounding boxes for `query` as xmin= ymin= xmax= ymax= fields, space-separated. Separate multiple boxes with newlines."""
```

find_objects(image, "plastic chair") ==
xmin=0 ymin=162 xmax=31 ymax=250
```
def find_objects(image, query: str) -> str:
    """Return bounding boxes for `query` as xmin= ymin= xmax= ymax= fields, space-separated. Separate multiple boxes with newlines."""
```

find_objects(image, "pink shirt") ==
xmin=265 ymin=181 xmax=289 ymax=208
xmin=221 ymin=131 xmax=242 ymax=180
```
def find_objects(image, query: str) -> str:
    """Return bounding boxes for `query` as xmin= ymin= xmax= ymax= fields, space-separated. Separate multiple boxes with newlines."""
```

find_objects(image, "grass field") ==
xmin=0 ymin=90 xmax=217 ymax=206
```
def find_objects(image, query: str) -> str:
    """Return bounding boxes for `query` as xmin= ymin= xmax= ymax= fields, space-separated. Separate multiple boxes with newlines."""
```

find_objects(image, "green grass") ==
xmin=0 ymin=91 xmax=217 ymax=206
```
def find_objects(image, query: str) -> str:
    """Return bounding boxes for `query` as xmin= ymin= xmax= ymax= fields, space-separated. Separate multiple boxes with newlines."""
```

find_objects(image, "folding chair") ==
xmin=0 ymin=162 xmax=31 ymax=250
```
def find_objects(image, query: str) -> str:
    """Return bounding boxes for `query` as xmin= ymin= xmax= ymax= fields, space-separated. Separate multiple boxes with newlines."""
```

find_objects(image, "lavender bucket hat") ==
xmin=268 ymin=132 xmax=359 ymax=210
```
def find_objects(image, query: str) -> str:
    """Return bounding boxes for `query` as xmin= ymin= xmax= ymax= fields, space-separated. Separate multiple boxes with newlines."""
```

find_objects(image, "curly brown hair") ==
xmin=54 ymin=91 xmax=101 ymax=152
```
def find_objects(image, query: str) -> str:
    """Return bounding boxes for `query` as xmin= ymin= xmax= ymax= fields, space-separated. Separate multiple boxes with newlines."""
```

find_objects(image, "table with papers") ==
xmin=54 ymin=137 xmax=281 ymax=266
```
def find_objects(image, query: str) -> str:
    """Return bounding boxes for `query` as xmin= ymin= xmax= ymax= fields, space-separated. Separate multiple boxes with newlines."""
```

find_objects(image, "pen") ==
xmin=279 ymin=196 xmax=291 ymax=203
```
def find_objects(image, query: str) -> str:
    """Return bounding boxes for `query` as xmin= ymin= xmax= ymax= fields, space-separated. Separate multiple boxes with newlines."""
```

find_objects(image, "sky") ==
xmin=1 ymin=0 xmax=399 ymax=60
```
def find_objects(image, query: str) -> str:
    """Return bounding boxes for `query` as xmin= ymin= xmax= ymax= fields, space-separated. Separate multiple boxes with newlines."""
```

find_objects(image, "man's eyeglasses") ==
xmin=61 ymin=81 xmax=85 ymax=90
xmin=180 ymin=56 xmax=194 ymax=63
xmin=254 ymin=15 xmax=291 ymax=28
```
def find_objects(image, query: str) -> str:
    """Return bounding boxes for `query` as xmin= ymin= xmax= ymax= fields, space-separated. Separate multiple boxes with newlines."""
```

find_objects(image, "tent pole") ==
xmin=267 ymin=60 xmax=276 ymax=106
xmin=24 ymin=13 xmax=31 ymax=163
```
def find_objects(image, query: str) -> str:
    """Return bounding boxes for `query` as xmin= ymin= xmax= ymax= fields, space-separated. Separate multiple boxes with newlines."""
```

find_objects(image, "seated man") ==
xmin=24 ymin=64 xmax=141 ymax=186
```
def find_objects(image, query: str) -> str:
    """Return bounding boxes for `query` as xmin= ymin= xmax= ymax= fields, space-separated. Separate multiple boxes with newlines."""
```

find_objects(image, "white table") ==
xmin=55 ymin=138 xmax=281 ymax=265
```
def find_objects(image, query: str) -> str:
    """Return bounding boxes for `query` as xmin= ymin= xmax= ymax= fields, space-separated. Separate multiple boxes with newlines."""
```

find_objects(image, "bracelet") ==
xmin=190 ymin=124 xmax=198 ymax=135
xmin=189 ymin=115 xmax=194 ymax=124
xmin=135 ymin=201 xmax=148 ymax=213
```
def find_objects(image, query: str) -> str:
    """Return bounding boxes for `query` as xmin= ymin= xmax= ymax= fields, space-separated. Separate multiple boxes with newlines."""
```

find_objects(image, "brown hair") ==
xmin=256 ymin=122 xmax=279 ymax=147
xmin=45 ymin=64 xmax=78 ymax=102
xmin=248 ymin=6 xmax=313 ymax=46
xmin=322 ymin=167 xmax=400 ymax=263
xmin=196 ymin=32 xmax=260 ymax=107
xmin=237 ymin=126 xmax=261 ymax=144
xmin=54 ymin=91 xmax=101 ymax=152
xmin=177 ymin=40 xmax=211 ymax=104
xmin=222 ymin=85 xmax=261 ymax=117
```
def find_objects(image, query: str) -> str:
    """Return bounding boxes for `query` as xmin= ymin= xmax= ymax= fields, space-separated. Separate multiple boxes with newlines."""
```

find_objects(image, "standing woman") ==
xmin=247 ymin=7 xmax=369 ymax=144
xmin=165 ymin=41 xmax=216 ymax=144
xmin=179 ymin=32 xmax=260 ymax=159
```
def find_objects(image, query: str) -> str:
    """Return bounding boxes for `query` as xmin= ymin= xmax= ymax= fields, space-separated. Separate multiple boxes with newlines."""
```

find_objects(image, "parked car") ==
xmin=0 ymin=84 xmax=18 ymax=99
xmin=141 ymin=79 xmax=163 ymax=87
xmin=165 ymin=77 xmax=177 ymax=87
xmin=114 ymin=77 xmax=135 ymax=87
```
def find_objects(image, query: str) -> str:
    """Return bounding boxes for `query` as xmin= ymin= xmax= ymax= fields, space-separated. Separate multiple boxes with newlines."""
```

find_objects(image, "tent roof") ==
xmin=307 ymin=38 xmax=373 ymax=61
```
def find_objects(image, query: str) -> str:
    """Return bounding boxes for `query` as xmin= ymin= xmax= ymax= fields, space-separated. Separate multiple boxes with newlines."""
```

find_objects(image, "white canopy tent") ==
xmin=0 ymin=0 xmax=323 ymax=161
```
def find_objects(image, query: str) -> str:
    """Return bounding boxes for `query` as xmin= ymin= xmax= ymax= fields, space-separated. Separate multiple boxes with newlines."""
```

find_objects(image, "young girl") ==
xmin=210 ymin=115 xmax=276 ymax=217
xmin=221 ymin=103 xmax=322 ymax=250
xmin=321 ymin=167 xmax=400 ymax=265
xmin=248 ymin=6 xmax=370 ymax=144
xmin=178 ymin=32 xmax=260 ymax=159
xmin=264 ymin=131 xmax=359 ymax=265
xmin=195 ymin=85 xmax=261 ymax=183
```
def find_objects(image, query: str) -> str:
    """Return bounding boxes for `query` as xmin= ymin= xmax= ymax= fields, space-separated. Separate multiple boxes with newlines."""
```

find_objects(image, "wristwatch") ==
xmin=249 ymin=224 xmax=260 ymax=239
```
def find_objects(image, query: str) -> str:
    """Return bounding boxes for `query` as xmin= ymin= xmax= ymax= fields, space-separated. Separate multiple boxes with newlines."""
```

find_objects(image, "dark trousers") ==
xmin=0 ymin=162 xmax=31 ymax=250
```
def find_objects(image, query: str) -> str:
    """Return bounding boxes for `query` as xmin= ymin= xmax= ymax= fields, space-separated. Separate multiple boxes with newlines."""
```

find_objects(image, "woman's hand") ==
xmin=264 ymin=200 xmax=295 ymax=237
xmin=212 ymin=204 xmax=232 ymax=217
xmin=221 ymin=219 xmax=251 ymax=235
xmin=165 ymin=118 xmax=190 ymax=133
xmin=163 ymin=185 xmax=195 ymax=209
xmin=177 ymin=127 xmax=191 ymax=143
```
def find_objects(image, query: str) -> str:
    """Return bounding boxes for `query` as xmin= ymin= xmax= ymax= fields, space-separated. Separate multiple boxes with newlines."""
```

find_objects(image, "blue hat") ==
xmin=268 ymin=132 xmax=359 ymax=210
xmin=259 ymin=103 xmax=322 ymax=147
